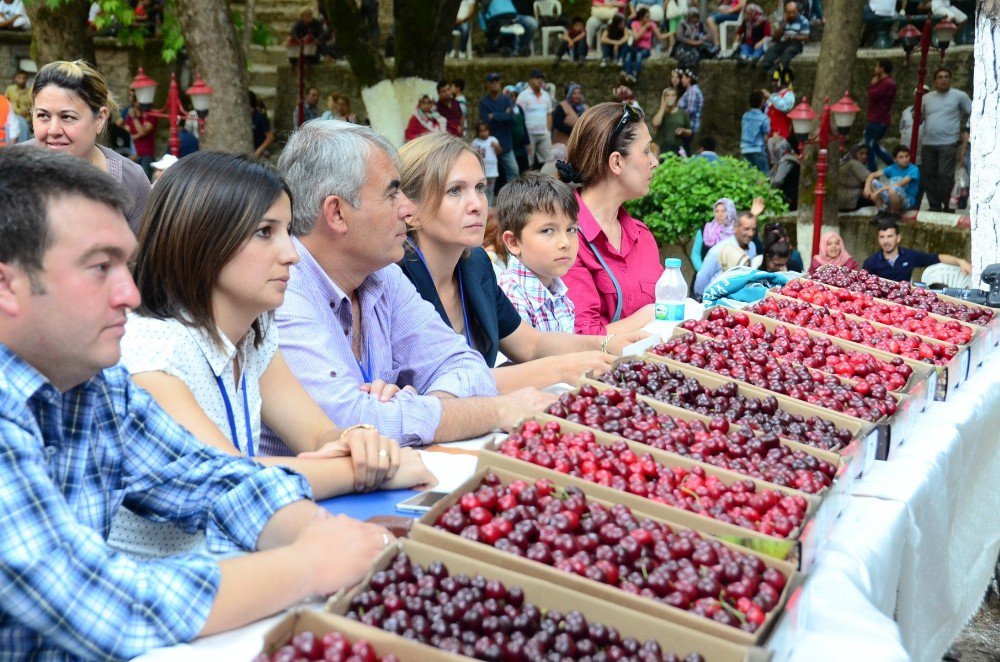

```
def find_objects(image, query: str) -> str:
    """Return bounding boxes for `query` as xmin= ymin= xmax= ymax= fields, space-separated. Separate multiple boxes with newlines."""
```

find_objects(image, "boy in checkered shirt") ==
xmin=496 ymin=172 xmax=580 ymax=333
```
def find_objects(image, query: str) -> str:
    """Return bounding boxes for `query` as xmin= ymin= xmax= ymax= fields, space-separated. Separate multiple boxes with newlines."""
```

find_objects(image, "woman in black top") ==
xmin=396 ymin=133 xmax=639 ymax=392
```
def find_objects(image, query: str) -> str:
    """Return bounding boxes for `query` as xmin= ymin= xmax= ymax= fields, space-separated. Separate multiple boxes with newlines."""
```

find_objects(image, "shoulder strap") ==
xmin=587 ymin=239 xmax=623 ymax=323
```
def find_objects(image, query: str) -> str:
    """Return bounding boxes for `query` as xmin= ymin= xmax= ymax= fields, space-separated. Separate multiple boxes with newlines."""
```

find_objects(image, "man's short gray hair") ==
xmin=278 ymin=119 xmax=396 ymax=236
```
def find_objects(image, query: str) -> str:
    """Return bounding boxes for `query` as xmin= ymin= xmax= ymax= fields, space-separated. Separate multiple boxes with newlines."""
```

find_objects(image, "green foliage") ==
xmin=232 ymin=10 xmax=278 ymax=48
xmin=625 ymin=153 xmax=789 ymax=249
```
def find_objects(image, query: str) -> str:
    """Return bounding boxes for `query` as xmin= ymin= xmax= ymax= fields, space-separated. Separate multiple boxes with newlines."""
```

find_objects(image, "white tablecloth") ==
xmin=135 ymin=348 xmax=1000 ymax=661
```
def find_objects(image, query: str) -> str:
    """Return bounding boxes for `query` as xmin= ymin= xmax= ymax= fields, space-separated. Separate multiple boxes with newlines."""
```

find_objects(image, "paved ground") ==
xmin=950 ymin=580 xmax=1000 ymax=661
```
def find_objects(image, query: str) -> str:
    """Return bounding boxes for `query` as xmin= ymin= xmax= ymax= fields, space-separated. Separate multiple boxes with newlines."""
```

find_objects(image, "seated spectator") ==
xmin=862 ymin=0 xmax=901 ymax=45
xmin=4 ymin=70 xmax=31 ymax=121
xmin=398 ymin=133 xmax=641 ymax=388
xmin=930 ymin=0 xmax=967 ymax=27
xmin=694 ymin=135 xmax=720 ymax=162
xmin=809 ymin=231 xmax=857 ymax=273
xmin=767 ymin=135 xmax=800 ymax=211
xmin=666 ymin=0 xmax=690 ymax=33
xmin=112 ymin=151 xmax=433 ymax=558
xmin=735 ymin=3 xmax=771 ymax=63
xmin=864 ymin=144 xmax=919 ymax=214
xmin=479 ymin=0 xmax=537 ymax=56
xmin=741 ymin=90 xmax=770 ymax=174
xmin=624 ymin=7 xmax=668 ymax=78
xmin=631 ymin=0 xmax=665 ymax=22
xmin=497 ymin=172 xmax=580 ymax=333
xmin=553 ymin=82 xmax=587 ymax=145
xmin=760 ymin=1 xmax=809 ymax=75
xmin=435 ymin=79 xmax=464 ymax=137
xmin=758 ymin=220 xmax=804 ymax=272
xmin=0 ymin=146 xmax=395 ymax=661
xmin=651 ymin=86 xmax=692 ymax=156
xmin=751 ymin=238 xmax=792 ymax=272
xmin=272 ymin=120 xmax=553 ymax=445
xmin=289 ymin=7 xmax=327 ymax=64
xmin=674 ymin=7 xmax=718 ymax=69
xmin=250 ymin=91 xmax=274 ymax=159
xmin=556 ymin=102 xmax=661 ymax=336
xmin=472 ymin=121 xmax=502 ymax=205
xmin=587 ymin=0 xmax=628 ymax=51
xmin=0 ymin=0 xmax=30 ymax=30
xmin=555 ymin=16 xmax=588 ymax=66
xmin=404 ymin=94 xmax=447 ymax=142
xmin=694 ymin=207 xmax=762 ymax=297
xmin=838 ymin=143 xmax=871 ymax=211
xmin=29 ymin=60 xmax=150 ymax=233
xmin=453 ymin=0 xmax=477 ymax=58
xmin=863 ymin=216 xmax=969 ymax=281
xmin=707 ymin=0 xmax=745 ymax=48
xmin=600 ymin=13 xmax=631 ymax=66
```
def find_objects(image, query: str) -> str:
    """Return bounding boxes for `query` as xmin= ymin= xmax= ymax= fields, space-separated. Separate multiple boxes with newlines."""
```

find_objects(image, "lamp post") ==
xmin=788 ymin=92 xmax=861 ymax=261
xmin=130 ymin=68 xmax=213 ymax=158
xmin=286 ymin=35 xmax=317 ymax=128
xmin=903 ymin=18 xmax=957 ymax=158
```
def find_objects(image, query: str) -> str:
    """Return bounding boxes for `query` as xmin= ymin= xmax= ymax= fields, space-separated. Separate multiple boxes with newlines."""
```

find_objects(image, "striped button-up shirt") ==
xmin=498 ymin=256 xmax=576 ymax=333
xmin=269 ymin=238 xmax=498 ymax=448
xmin=0 ymin=344 xmax=311 ymax=661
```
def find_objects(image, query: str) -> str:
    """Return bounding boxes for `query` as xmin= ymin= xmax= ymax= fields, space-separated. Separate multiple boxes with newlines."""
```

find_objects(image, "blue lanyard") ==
xmin=355 ymin=333 xmax=373 ymax=383
xmin=408 ymin=239 xmax=472 ymax=347
xmin=214 ymin=371 xmax=255 ymax=457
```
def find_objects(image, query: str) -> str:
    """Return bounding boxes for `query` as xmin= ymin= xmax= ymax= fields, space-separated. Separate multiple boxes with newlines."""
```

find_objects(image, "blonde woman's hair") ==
xmin=31 ymin=60 xmax=118 ymax=126
xmin=398 ymin=132 xmax=484 ymax=232
xmin=718 ymin=243 xmax=750 ymax=271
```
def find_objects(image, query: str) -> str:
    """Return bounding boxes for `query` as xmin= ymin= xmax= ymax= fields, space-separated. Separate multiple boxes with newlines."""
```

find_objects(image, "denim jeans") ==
xmin=738 ymin=43 xmax=765 ymax=60
xmin=744 ymin=151 xmax=769 ymax=174
xmin=624 ymin=47 xmax=651 ymax=76
xmin=863 ymin=122 xmax=893 ymax=171
xmin=456 ymin=22 xmax=470 ymax=51
xmin=512 ymin=15 xmax=537 ymax=53
xmin=498 ymin=149 xmax=520 ymax=181
xmin=602 ymin=43 xmax=629 ymax=63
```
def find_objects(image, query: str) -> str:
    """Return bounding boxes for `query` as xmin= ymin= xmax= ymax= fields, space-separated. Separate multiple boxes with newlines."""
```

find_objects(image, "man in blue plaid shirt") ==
xmin=0 ymin=149 xmax=393 ymax=660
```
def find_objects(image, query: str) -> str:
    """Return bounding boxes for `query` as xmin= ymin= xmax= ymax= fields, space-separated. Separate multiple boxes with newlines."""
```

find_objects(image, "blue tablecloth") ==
xmin=318 ymin=488 xmax=421 ymax=521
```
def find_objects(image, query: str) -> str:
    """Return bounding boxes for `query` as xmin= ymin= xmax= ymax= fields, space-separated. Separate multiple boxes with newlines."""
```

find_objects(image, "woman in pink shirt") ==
xmin=556 ymin=101 xmax=662 ymax=337
xmin=624 ymin=7 xmax=666 ymax=79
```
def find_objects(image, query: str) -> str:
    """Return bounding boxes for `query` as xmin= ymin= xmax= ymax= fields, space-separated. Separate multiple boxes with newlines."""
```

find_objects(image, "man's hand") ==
xmin=301 ymin=428 xmax=401 ymax=492
xmin=751 ymin=196 xmax=766 ymax=218
xmin=293 ymin=511 xmax=393 ymax=595
xmin=495 ymin=388 xmax=558 ymax=430
xmin=359 ymin=380 xmax=416 ymax=402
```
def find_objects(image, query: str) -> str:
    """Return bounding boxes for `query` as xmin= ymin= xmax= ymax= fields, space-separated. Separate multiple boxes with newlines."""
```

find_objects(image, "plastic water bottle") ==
xmin=654 ymin=258 xmax=686 ymax=323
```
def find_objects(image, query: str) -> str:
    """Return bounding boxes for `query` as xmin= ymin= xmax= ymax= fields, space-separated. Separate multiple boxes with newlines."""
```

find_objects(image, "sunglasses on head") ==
xmin=607 ymin=100 xmax=644 ymax=156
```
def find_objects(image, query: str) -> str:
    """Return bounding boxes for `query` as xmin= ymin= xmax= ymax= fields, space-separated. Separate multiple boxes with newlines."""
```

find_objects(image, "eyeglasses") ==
xmin=607 ymin=100 xmax=644 ymax=156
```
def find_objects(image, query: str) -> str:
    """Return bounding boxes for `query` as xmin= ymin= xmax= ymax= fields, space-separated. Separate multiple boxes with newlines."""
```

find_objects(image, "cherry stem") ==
xmin=719 ymin=596 xmax=747 ymax=624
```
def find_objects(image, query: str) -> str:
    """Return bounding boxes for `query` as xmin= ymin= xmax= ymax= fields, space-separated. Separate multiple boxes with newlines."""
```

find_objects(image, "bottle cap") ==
xmin=664 ymin=258 xmax=682 ymax=268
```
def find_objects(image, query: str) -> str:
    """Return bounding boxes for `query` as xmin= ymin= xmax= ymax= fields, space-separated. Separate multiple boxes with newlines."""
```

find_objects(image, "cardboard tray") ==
xmin=411 ymin=465 xmax=801 ymax=647
xmin=640 ymin=346 xmax=909 ymax=464
xmin=791 ymin=279 xmax=990 ymax=378
xmin=762 ymin=290 xmax=969 ymax=399
xmin=472 ymin=418 xmax=826 ymax=571
xmin=322 ymin=537 xmax=771 ymax=661
xmin=710 ymin=306 xmax=938 ymax=412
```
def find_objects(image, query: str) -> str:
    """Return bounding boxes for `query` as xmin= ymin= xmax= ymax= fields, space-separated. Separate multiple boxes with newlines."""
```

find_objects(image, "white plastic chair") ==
xmin=535 ymin=0 xmax=566 ymax=56
xmin=718 ymin=8 xmax=744 ymax=57
xmin=920 ymin=263 xmax=972 ymax=288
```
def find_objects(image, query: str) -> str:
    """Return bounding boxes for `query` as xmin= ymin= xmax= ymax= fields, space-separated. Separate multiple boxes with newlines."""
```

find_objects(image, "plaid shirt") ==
xmin=0 ymin=345 xmax=311 ymax=661
xmin=679 ymin=84 xmax=704 ymax=133
xmin=498 ymin=256 xmax=576 ymax=333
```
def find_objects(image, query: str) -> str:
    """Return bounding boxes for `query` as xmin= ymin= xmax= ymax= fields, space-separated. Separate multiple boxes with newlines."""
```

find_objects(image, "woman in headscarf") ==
xmin=767 ymin=134 xmax=800 ymax=211
xmin=690 ymin=197 xmax=736 ymax=269
xmin=674 ymin=8 xmax=717 ymax=70
xmin=403 ymin=94 xmax=446 ymax=142
xmin=838 ymin=143 xmax=871 ymax=211
xmin=553 ymin=82 xmax=587 ymax=145
xmin=809 ymin=232 xmax=858 ymax=274
xmin=735 ymin=4 xmax=771 ymax=63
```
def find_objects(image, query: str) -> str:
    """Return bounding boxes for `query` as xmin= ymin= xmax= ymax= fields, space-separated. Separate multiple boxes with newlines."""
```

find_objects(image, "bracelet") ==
xmin=601 ymin=334 xmax=616 ymax=354
xmin=341 ymin=423 xmax=376 ymax=438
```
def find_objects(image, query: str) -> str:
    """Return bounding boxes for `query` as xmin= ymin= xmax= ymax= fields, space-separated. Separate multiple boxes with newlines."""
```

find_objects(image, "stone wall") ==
xmin=274 ymin=46 xmax=974 ymax=154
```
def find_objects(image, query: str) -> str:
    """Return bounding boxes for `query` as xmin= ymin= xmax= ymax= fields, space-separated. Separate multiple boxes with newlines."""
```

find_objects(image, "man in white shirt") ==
xmin=516 ymin=69 xmax=553 ymax=168
xmin=0 ymin=0 xmax=31 ymax=30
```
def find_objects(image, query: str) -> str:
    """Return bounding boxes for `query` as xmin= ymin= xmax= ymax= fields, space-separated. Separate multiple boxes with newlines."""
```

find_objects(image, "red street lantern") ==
xmin=933 ymin=18 xmax=958 ymax=56
xmin=788 ymin=99 xmax=818 ymax=143
xmin=830 ymin=92 xmax=861 ymax=136
xmin=185 ymin=74 xmax=214 ymax=118
xmin=130 ymin=67 xmax=158 ymax=109
xmin=898 ymin=23 xmax=922 ymax=63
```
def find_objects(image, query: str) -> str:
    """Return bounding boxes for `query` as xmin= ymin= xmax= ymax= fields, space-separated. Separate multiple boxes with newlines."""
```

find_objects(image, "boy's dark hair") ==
xmin=570 ymin=15 xmax=584 ymax=25
xmin=892 ymin=144 xmax=910 ymax=157
xmin=0 ymin=149 xmax=130 ymax=292
xmin=878 ymin=58 xmax=893 ymax=75
xmin=477 ymin=120 xmax=490 ymax=130
xmin=766 ymin=239 xmax=791 ymax=260
xmin=749 ymin=90 xmax=764 ymax=109
xmin=495 ymin=171 xmax=580 ymax=240
xmin=934 ymin=66 xmax=951 ymax=78
xmin=699 ymin=136 xmax=717 ymax=151
xmin=436 ymin=79 xmax=450 ymax=91
xmin=452 ymin=78 xmax=465 ymax=91
xmin=878 ymin=216 xmax=900 ymax=233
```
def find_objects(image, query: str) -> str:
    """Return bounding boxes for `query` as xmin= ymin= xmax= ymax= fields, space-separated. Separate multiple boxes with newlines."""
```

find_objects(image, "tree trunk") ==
xmin=24 ymin=0 xmax=95 ymax=65
xmin=971 ymin=0 xmax=1000 ymax=282
xmin=321 ymin=0 xmax=390 ymax=88
xmin=242 ymin=0 xmax=257 ymax=57
xmin=393 ymin=0 xmax=462 ymax=81
xmin=175 ymin=0 xmax=252 ymax=153
xmin=795 ymin=0 xmax=863 ymax=267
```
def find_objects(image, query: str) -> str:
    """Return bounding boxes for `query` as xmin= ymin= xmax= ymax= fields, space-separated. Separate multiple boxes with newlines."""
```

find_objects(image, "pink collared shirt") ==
xmin=564 ymin=191 xmax=663 ymax=335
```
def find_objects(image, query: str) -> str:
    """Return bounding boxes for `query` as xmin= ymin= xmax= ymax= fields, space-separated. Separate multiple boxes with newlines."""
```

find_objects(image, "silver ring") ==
xmin=382 ymin=532 xmax=391 ymax=547
xmin=378 ymin=449 xmax=388 ymax=458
